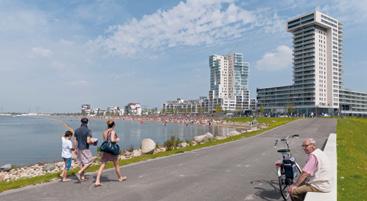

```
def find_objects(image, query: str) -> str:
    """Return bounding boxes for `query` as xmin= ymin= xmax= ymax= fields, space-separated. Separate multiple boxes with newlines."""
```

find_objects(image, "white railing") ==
xmin=304 ymin=133 xmax=337 ymax=201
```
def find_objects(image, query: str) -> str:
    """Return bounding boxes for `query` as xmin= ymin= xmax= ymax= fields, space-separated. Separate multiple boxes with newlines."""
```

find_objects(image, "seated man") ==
xmin=289 ymin=138 xmax=331 ymax=201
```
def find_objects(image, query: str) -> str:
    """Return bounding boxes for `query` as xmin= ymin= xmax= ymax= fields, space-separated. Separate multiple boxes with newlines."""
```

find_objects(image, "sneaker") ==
xmin=62 ymin=178 xmax=71 ymax=182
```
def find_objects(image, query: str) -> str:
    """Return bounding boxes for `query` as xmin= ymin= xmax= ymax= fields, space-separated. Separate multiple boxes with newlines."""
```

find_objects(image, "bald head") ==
xmin=302 ymin=138 xmax=317 ymax=154
xmin=304 ymin=138 xmax=316 ymax=146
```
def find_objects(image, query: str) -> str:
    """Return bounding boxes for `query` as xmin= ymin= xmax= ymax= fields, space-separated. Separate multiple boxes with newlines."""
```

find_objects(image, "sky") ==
xmin=0 ymin=0 xmax=366 ymax=113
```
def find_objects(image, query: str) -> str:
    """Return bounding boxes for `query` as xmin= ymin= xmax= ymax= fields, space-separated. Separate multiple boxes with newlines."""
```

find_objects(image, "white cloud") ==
xmin=30 ymin=47 xmax=53 ymax=58
xmin=111 ymin=72 xmax=136 ymax=80
xmin=68 ymin=80 xmax=89 ymax=87
xmin=0 ymin=6 xmax=47 ymax=33
xmin=255 ymin=45 xmax=292 ymax=71
xmin=319 ymin=0 xmax=367 ymax=25
xmin=93 ymin=0 xmax=284 ymax=56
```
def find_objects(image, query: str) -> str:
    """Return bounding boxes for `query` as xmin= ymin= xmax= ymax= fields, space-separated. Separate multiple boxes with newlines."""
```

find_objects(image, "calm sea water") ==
xmin=0 ymin=116 xmax=234 ymax=166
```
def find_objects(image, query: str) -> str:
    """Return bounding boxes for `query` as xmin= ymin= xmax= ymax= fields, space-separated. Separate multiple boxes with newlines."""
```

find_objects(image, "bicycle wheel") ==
xmin=278 ymin=163 xmax=302 ymax=201
xmin=278 ymin=174 xmax=290 ymax=201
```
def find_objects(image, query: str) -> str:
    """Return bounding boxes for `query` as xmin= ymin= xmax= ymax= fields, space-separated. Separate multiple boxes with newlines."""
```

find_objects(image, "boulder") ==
xmin=215 ymin=136 xmax=227 ymax=140
xmin=123 ymin=151 xmax=132 ymax=157
xmin=0 ymin=173 xmax=5 ymax=181
xmin=247 ymin=127 xmax=259 ymax=132
xmin=258 ymin=124 xmax=268 ymax=129
xmin=179 ymin=142 xmax=188 ymax=148
xmin=153 ymin=147 xmax=167 ymax=154
xmin=194 ymin=132 xmax=214 ymax=143
xmin=0 ymin=164 xmax=12 ymax=171
xmin=227 ymin=130 xmax=241 ymax=136
xmin=42 ymin=163 xmax=56 ymax=172
xmin=132 ymin=149 xmax=142 ymax=157
xmin=141 ymin=138 xmax=156 ymax=154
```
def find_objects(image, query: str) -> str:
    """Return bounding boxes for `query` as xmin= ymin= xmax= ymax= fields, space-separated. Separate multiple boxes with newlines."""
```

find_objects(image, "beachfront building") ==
xmin=106 ymin=106 xmax=124 ymax=116
xmin=250 ymin=98 xmax=257 ymax=112
xmin=209 ymin=52 xmax=250 ymax=112
xmin=142 ymin=107 xmax=160 ymax=115
xmin=81 ymin=104 xmax=92 ymax=115
xmin=257 ymin=10 xmax=344 ymax=115
xmin=340 ymin=89 xmax=367 ymax=116
xmin=93 ymin=108 xmax=106 ymax=116
xmin=125 ymin=103 xmax=142 ymax=116
xmin=162 ymin=97 xmax=209 ymax=114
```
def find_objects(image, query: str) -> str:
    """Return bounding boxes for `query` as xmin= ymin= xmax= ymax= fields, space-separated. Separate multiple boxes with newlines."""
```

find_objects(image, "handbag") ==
xmin=100 ymin=131 xmax=120 ymax=155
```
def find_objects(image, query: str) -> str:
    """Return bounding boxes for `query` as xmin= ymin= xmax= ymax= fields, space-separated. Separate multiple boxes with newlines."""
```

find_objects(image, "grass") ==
xmin=337 ymin=118 xmax=367 ymax=201
xmin=0 ymin=117 xmax=296 ymax=193
xmin=226 ymin=116 xmax=295 ymax=125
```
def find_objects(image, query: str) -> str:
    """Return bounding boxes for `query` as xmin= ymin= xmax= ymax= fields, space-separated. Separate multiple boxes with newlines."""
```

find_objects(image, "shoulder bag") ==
xmin=99 ymin=130 xmax=120 ymax=155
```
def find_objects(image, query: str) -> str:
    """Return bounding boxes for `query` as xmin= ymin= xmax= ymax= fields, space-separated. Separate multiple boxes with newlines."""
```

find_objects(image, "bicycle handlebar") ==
xmin=274 ymin=134 xmax=299 ymax=147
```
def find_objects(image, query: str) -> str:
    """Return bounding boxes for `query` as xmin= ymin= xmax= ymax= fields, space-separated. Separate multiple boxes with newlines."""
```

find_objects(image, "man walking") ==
xmin=74 ymin=117 xmax=95 ymax=181
xmin=289 ymin=138 xmax=331 ymax=201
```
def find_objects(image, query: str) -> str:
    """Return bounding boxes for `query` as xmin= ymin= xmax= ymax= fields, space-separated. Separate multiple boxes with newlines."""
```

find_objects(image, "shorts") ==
xmin=63 ymin=157 xmax=72 ymax=170
xmin=77 ymin=149 xmax=94 ymax=166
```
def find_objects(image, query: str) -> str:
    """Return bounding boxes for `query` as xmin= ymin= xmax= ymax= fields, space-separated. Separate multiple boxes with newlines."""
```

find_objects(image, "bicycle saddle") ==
xmin=277 ymin=149 xmax=290 ymax=153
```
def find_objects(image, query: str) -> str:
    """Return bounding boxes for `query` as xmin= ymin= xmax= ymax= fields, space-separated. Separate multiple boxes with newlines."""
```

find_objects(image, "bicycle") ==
xmin=274 ymin=134 xmax=302 ymax=201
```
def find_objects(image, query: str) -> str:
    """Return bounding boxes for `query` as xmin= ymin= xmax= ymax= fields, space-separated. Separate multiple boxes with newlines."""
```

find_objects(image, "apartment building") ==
xmin=257 ymin=11 xmax=343 ymax=115
xmin=209 ymin=53 xmax=249 ymax=112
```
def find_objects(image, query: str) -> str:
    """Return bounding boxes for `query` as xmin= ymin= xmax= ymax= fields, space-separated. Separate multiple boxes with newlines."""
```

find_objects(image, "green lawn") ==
xmin=0 ymin=117 xmax=296 ymax=192
xmin=227 ymin=116 xmax=296 ymax=125
xmin=337 ymin=118 xmax=367 ymax=201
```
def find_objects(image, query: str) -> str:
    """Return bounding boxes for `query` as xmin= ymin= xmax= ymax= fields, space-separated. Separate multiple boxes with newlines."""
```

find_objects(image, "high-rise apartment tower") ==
xmin=209 ymin=53 xmax=249 ymax=112
xmin=257 ymin=11 xmax=343 ymax=115
xmin=288 ymin=10 xmax=343 ymax=110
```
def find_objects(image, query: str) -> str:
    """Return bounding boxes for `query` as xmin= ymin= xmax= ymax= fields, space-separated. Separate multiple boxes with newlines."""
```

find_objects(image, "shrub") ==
xmin=164 ymin=136 xmax=181 ymax=151
xmin=126 ymin=145 xmax=134 ymax=152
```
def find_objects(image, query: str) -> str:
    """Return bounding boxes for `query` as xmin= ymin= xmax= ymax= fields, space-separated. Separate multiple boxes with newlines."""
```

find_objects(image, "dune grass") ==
xmin=337 ymin=118 xmax=367 ymax=201
xmin=0 ymin=117 xmax=296 ymax=193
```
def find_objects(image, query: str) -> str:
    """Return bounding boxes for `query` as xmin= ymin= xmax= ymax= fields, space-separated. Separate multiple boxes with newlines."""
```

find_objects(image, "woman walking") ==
xmin=95 ymin=120 xmax=127 ymax=187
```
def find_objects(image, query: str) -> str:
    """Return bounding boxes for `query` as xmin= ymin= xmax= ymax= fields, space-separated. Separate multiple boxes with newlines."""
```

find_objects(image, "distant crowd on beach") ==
xmin=120 ymin=114 xmax=218 ymax=126
xmin=65 ymin=114 xmax=224 ymax=127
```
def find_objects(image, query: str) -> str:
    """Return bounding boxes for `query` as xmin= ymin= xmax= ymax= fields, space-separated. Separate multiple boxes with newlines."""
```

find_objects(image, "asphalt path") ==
xmin=0 ymin=118 xmax=336 ymax=201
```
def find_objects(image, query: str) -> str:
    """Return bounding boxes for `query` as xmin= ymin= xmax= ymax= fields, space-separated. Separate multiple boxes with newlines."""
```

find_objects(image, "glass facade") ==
xmin=209 ymin=53 xmax=249 ymax=111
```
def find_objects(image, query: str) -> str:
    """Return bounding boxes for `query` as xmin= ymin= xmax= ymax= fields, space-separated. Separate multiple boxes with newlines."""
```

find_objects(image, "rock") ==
xmin=132 ymin=149 xmax=142 ymax=157
xmin=141 ymin=138 xmax=156 ymax=154
xmin=0 ymin=173 xmax=5 ymax=181
xmin=123 ymin=151 xmax=132 ymax=157
xmin=179 ymin=142 xmax=188 ymax=148
xmin=194 ymin=132 xmax=214 ymax=143
xmin=215 ymin=136 xmax=227 ymax=140
xmin=247 ymin=127 xmax=259 ymax=132
xmin=258 ymin=124 xmax=268 ymax=129
xmin=42 ymin=163 xmax=56 ymax=172
xmin=227 ymin=130 xmax=241 ymax=136
xmin=0 ymin=164 xmax=12 ymax=171
xmin=153 ymin=147 xmax=166 ymax=154
xmin=55 ymin=161 xmax=64 ymax=168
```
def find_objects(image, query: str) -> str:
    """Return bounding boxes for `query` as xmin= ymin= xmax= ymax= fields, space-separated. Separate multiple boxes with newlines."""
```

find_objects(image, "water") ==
xmin=0 ymin=116 xmax=234 ymax=166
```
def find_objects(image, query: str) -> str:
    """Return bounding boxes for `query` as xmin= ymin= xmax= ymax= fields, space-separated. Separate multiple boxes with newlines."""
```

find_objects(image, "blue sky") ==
xmin=0 ymin=0 xmax=366 ymax=113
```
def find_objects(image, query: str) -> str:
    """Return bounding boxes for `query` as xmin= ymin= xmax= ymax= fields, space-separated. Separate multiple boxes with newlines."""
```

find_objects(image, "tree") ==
xmin=259 ymin=105 xmax=265 ymax=116
xmin=287 ymin=103 xmax=295 ymax=115
xmin=215 ymin=104 xmax=223 ymax=113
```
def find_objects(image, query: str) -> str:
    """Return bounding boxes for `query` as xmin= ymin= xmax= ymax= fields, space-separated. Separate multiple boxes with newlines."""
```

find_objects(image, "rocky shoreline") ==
xmin=0 ymin=121 xmax=267 ymax=183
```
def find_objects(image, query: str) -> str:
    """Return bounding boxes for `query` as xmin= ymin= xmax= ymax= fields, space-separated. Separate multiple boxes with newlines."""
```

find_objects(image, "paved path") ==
xmin=0 ymin=118 xmax=336 ymax=201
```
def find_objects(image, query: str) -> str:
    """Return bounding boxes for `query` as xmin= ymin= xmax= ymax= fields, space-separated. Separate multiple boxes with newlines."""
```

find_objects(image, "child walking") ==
xmin=61 ymin=130 xmax=74 ymax=182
